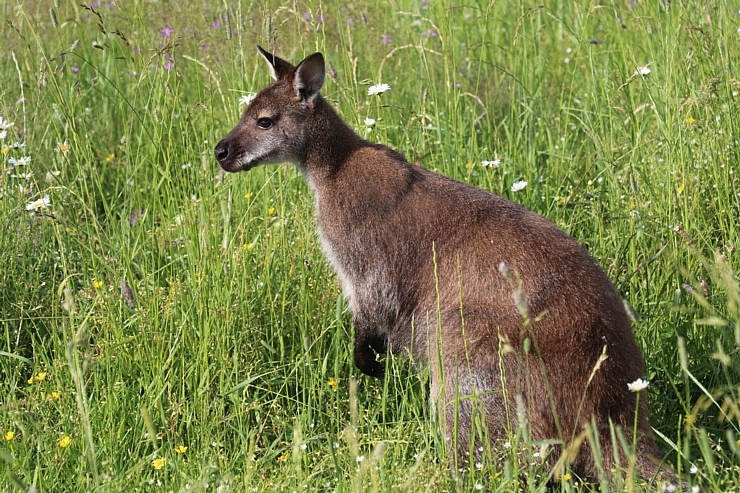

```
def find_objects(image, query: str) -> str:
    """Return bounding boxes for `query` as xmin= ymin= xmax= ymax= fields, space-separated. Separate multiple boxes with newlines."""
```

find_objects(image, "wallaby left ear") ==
xmin=257 ymin=45 xmax=295 ymax=81
xmin=293 ymin=52 xmax=325 ymax=102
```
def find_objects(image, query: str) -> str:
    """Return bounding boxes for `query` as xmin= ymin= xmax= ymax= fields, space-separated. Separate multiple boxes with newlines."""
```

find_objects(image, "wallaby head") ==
xmin=214 ymin=46 xmax=326 ymax=173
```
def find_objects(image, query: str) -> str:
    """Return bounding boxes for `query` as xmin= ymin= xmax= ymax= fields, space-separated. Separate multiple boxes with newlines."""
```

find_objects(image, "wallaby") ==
xmin=215 ymin=46 xmax=674 ymax=485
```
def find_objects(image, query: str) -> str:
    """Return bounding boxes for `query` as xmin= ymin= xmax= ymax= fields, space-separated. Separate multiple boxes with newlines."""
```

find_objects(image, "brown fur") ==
xmin=215 ymin=47 xmax=673 ymax=483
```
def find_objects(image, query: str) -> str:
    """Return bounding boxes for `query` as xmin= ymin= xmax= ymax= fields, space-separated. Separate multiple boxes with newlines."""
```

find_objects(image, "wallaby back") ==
xmin=215 ymin=46 xmax=676 ymax=486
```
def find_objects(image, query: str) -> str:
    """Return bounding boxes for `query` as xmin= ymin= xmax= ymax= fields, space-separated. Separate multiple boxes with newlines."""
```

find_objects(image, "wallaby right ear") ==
xmin=293 ymin=52 xmax=325 ymax=103
xmin=256 ymin=45 xmax=295 ymax=81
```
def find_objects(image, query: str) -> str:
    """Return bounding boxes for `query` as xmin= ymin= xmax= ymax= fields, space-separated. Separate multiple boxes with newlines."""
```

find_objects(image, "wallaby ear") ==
xmin=256 ymin=45 xmax=294 ymax=81
xmin=293 ymin=52 xmax=325 ymax=102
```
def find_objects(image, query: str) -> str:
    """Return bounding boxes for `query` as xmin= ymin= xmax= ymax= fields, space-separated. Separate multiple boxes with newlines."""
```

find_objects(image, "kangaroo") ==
xmin=215 ymin=46 xmax=674 ymax=484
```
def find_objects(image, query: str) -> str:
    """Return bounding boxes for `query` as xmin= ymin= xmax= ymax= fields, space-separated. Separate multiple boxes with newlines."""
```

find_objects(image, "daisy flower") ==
xmin=9 ymin=155 xmax=31 ymax=166
xmin=239 ymin=93 xmax=257 ymax=107
xmin=368 ymin=83 xmax=391 ymax=96
xmin=0 ymin=116 xmax=13 ymax=132
xmin=26 ymin=195 xmax=51 ymax=211
xmin=511 ymin=180 xmax=528 ymax=192
xmin=364 ymin=118 xmax=376 ymax=128
xmin=627 ymin=378 xmax=649 ymax=392
xmin=481 ymin=159 xmax=500 ymax=168
xmin=634 ymin=65 xmax=652 ymax=76
xmin=56 ymin=140 xmax=70 ymax=155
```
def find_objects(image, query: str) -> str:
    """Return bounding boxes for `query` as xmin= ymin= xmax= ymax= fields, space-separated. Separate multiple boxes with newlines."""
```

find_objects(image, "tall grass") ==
xmin=1 ymin=1 xmax=737 ymax=491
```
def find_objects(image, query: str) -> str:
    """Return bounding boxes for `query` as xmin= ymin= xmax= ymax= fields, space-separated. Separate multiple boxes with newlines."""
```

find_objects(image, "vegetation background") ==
xmin=0 ymin=0 xmax=737 ymax=491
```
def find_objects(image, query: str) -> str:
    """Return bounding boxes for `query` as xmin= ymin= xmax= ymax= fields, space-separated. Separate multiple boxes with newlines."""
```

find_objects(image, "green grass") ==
xmin=1 ymin=0 xmax=738 ymax=491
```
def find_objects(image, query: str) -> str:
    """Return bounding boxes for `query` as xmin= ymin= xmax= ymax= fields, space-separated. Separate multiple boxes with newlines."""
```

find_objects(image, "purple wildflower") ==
xmin=382 ymin=34 xmax=392 ymax=45
xmin=129 ymin=209 xmax=145 ymax=226
xmin=164 ymin=56 xmax=174 ymax=71
xmin=315 ymin=13 xmax=324 ymax=23
xmin=302 ymin=12 xmax=312 ymax=21
xmin=211 ymin=20 xmax=221 ymax=29
xmin=91 ymin=1 xmax=100 ymax=8
xmin=72 ymin=66 xmax=80 ymax=74
xmin=160 ymin=26 xmax=174 ymax=38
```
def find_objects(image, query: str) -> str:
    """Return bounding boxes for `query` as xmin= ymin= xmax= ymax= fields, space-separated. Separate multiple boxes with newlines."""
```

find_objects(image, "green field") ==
xmin=1 ymin=1 xmax=738 ymax=491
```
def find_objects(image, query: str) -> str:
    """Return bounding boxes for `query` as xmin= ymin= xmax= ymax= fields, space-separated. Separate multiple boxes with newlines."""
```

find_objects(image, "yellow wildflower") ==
xmin=1 ymin=145 xmax=9 ymax=156
xmin=28 ymin=372 xmax=48 ymax=384
xmin=48 ymin=391 xmax=62 ymax=401
xmin=562 ymin=472 xmax=572 ymax=481
xmin=175 ymin=445 xmax=187 ymax=455
xmin=3 ymin=431 xmax=15 ymax=441
xmin=151 ymin=457 xmax=166 ymax=470
xmin=92 ymin=280 xmax=104 ymax=289
xmin=465 ymin=161 xmax=474 ymax=170
xmin=105 ymin=153 xmax=115 ymax=162
xmin=277 ymin=452 xmax=289 ymax=463
xmin=267 ymin=207 xmax=276 ymax=215
xmin=327 ymin=377 xmax=339 ymax=391
xmin=243 ymin=243 xmax=254 ymax=251
xmin=243 ymin=192 xmax=253 ymax=199
xmin=58 ymin=435 xmax=72 ymax=448
xmin=684 ymin=117 xmax=696 ymax=124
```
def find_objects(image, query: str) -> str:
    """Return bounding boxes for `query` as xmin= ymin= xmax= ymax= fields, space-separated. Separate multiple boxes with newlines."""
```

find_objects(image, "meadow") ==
xmin=0 ymin=0 xmax=738 ymax=491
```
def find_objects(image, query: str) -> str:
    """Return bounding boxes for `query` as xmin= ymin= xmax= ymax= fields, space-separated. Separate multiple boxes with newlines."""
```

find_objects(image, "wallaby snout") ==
xmin=213 ymin=129 xmax=247 ymax=173
xmin=213 ymin=139 xmax=230 ymax=164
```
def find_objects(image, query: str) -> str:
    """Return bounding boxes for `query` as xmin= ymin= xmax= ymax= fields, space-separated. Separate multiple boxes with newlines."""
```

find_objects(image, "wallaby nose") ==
xmin=214 ymin=140 xmax=230 ymax=162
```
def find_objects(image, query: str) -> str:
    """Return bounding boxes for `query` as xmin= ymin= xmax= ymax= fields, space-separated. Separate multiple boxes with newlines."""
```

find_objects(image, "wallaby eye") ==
xmin=256 ymin=117 xmax=273 ymax=129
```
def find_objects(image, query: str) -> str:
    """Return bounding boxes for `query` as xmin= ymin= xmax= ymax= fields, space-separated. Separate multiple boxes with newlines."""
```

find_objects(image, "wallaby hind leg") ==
xmin=431 ymin=361 xmax=500 ymax=471
xmin=429 ymin=331 xmax=515 ymax=470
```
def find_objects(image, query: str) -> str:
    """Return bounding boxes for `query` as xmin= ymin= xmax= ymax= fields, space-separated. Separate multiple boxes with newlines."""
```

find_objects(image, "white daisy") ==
xmin=511 ymin=180 xmax=528 ymax=192
xmin=56 ymin=140 xmax=70 ymax=155
xmin=9 ymin=155 xmax=31 ymax=167
xmin=481 ymin=159 xmax=500 ymax=168
xmin=627 ymin=378 xmax=649 ymax=392
xmin=634 ymin=65 xmax=652 ymax=76
xmin=368 ymin=83 xmax=391 ymax=96
xmin=364 ymin=117 xmax=376 ymax=127
xmin=0 ymin=116 xmax=13 ymax=131
xmin=26 ymin=195 xmax=50 ymax=211
xmin=238 ymin=93 xmax=257 ymax=107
